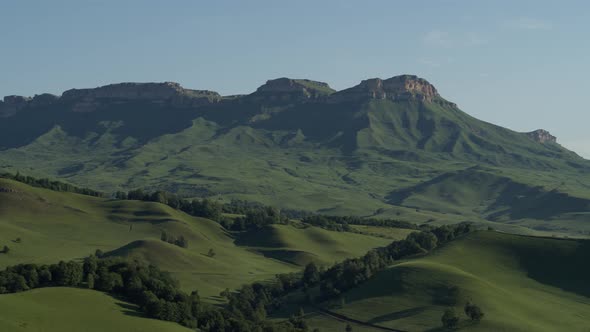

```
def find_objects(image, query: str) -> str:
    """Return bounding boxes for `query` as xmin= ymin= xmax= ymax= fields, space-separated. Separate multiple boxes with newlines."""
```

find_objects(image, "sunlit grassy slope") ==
xmin=0 ymin=178 xmax=391 ymax=300
xmin=235 ymin=224 xmax=392 ymax=266
xmin=0 ymin=287 xmax=191 ymax=332
xmin=313 ymin=231 xmax=590 ymax=332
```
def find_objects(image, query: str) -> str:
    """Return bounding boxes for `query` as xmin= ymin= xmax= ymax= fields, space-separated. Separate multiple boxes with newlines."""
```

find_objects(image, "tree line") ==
xmin=0 ymin=172 xmax=103 ymax=197
xmin=113 ymin=190 xmax=297 ymax=231
xmin=0 ymin=255 xmax=307 ymax=331
xmin=113 ymin=189 xmax=422 ymax=235
xmin=302 ymin=215 xmax=418 ymax=232
xmin=220 ymin=222 xmax=475 ymax=328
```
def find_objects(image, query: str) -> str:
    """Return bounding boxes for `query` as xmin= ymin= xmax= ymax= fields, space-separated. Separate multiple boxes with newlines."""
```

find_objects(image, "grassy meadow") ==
xmin=306 ymin=231 xmax=590 ymax=331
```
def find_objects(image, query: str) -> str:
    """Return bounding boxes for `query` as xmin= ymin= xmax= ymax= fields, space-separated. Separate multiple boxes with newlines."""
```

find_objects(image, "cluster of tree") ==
xmin=0 ymin=256 xmax=308 ymax=331
xmin=115 ymin=190 xmax=298 ymax=232
xmin=115 ymin=189 xmax=223 ymax=221
xmin=441 ymin=301 xmax=485 ymax=329
xmin=227 ymin=206 xmax=289 ymax=231
xmin=0 ymin=172 xmax=102 ymax=197
xmin=1 ymin=245 xmax=9 ymax=254
xmin=160 ymin=231 xmax=189 ymax=248
xmin=222 ymin=199 xmax=312 ymax=220
xmin=0 ymin=260 xmax=82 ymax=293
xmin=302 ymin=215 xmax=418 ymax=232
xmin=301 ymin=215 xmax=353 ymax=232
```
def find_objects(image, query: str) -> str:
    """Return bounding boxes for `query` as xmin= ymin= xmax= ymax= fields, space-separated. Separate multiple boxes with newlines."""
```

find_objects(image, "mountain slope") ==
xmin=1 ymin=75 xmax=589 ymax=233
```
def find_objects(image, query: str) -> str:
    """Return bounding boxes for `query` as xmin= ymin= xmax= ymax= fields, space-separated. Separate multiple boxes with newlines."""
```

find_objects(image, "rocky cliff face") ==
xmin=329 ymin=75 xmax=442 ymax=104
xmin=0 ymin=95 xmax=32 ymax=117
xmin=526 ymin=129 xmax=557 ymax=143
xmin=62 ymin=82 xmax=185 ymax=100
xmin=0 ymin=82 xmax=221 ymax=115
xmin=61 ymin=82 xmax=221 ymax=112
xmin=250 ymin=78 xmax=335 ymax=102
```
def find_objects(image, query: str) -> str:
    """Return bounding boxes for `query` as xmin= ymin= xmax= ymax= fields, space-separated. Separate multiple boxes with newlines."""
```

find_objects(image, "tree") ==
xmin=2 ymin=245 xmax=9 ymax=254
xmin=83 ymin=255 xmax=98 ymax=277
xmin=407 ymin=231 xmax=438 ymax=251
xmin=96 ymin=268 xmax=123 ymax=292
xmin=87 ymin=273 xmax=95 ymax=289
xmin=441 ymin=308 xmax=460 ymax=329
xmin=207 ymin=248 xmax=216 ymax=258
xmin=303 ymin=262 xmax=320 ymax=286
xmin=298 ymin=307 xmax=305 ymax=317
xmin=95 ymin=249 xmax=104 ymax=258
xmin=51 ymin=261 xmax=83 ymax=286
xmin=177 ymin=235 xmax=188 ymax=249
xmin=15 ymin=238 xmax=22 ymax=243
xmin=345 ymin=323 xmax=353 ymax=332
xmin=160 ymin=230 xmax=168 ymax=242
xmin=464 ymin=302 xmax=484 ymax=322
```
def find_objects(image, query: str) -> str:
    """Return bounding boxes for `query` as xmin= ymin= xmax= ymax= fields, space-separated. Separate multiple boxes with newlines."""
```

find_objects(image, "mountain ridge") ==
xmin=0 ymin=75 xmax=558 ymax=144
xmin=0 ymin=74 xmax=588 ymax=234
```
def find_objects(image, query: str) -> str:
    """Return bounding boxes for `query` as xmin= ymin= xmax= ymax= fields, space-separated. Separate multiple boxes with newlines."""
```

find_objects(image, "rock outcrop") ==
xmin=30 ymin=93 xmax=59 ymax=107
xmin=61 ymin=82 xmax=221 ymax=112
xmin=329 ymin=75 xmax=442 ymax=104
xmin=0 ymin=95 xmax=32 ymax=117
xmin=526 ymin=129 xmax=557 ymax=143
xmin=250 ymin=78 xmax=335 ymax=102
xmin=1 ymin=82 xmax=221 ymax=114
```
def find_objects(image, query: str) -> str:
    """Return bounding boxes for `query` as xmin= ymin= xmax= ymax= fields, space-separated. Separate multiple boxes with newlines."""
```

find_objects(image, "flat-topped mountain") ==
xmin=330 ymin=75 xmax=441 ymax=103
xmin=0 ymin=82 xmax=221 ymax=115
xmin=0 ymin=74 xmax=588 ymax=234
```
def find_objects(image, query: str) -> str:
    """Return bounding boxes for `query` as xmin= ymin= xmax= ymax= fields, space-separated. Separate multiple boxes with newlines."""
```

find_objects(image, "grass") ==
xmin=311 ymin=231 xmax=590 ymax=331
xmin=0 ymin=287 xmax=191 ymax=332
xmin=349 ymin=225 xmax=416 ymax=240
xmin=235 ymin=224 xmax=392 ymax=266
xmin=0 ymin=178 xmax=392 ymax=301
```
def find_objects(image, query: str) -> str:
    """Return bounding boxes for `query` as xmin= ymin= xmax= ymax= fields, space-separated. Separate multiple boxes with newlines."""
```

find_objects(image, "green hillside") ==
xmin=310 ymin=231 xmax=590 ymax=331
xmin=235 ymin=224 xmax=392 ymax=265
xmin=0 ymin=178 xmax=390 ymax=299
xmin=0 ymin=287 xmax=191 ymax=332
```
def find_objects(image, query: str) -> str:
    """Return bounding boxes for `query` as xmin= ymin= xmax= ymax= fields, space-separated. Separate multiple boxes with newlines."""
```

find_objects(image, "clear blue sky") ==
xmin=2 ymin=0 xmax=589 ymax=157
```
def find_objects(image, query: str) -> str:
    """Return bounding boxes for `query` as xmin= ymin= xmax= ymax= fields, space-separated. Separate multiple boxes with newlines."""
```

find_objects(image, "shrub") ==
xmin=441 ymin=308 xmax=460 ymax=329
xmin=464 ymin=302 xmax=484 ymax=322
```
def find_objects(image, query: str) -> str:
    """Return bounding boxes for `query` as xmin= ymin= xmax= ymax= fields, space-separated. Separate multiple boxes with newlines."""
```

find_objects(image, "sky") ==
xmin=1 ymin=0 xmax=589 ymax=157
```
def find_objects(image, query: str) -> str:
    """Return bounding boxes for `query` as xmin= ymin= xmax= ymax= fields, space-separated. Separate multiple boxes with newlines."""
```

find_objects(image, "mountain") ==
xmin=1 ymin=75 xmax=589 ymax=234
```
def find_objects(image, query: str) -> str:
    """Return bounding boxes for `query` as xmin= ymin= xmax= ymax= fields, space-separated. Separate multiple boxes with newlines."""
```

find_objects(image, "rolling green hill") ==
xmin=234 ymin=224 xmax=393 ymax=266
xmin=0 ymin=288 xmax=192 ymax=332
xmin=0 ymin=75 xmax=589 ymax=234
xmin=308 ymin=231 xmax=590 ymax=331
xmin=0 ymin=178 xmax=391 ymax=300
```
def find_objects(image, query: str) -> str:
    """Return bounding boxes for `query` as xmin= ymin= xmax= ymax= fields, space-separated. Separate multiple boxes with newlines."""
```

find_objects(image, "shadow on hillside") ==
xmin=368 ymin=306 xmax=428 ymax=324
xmin=115 ymin=301 xmax=145 ymax=318
xmin=516 ymin=238 xmax=590 ymax=298
xmin=133 ymin=210 xmax=169 ymax=217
